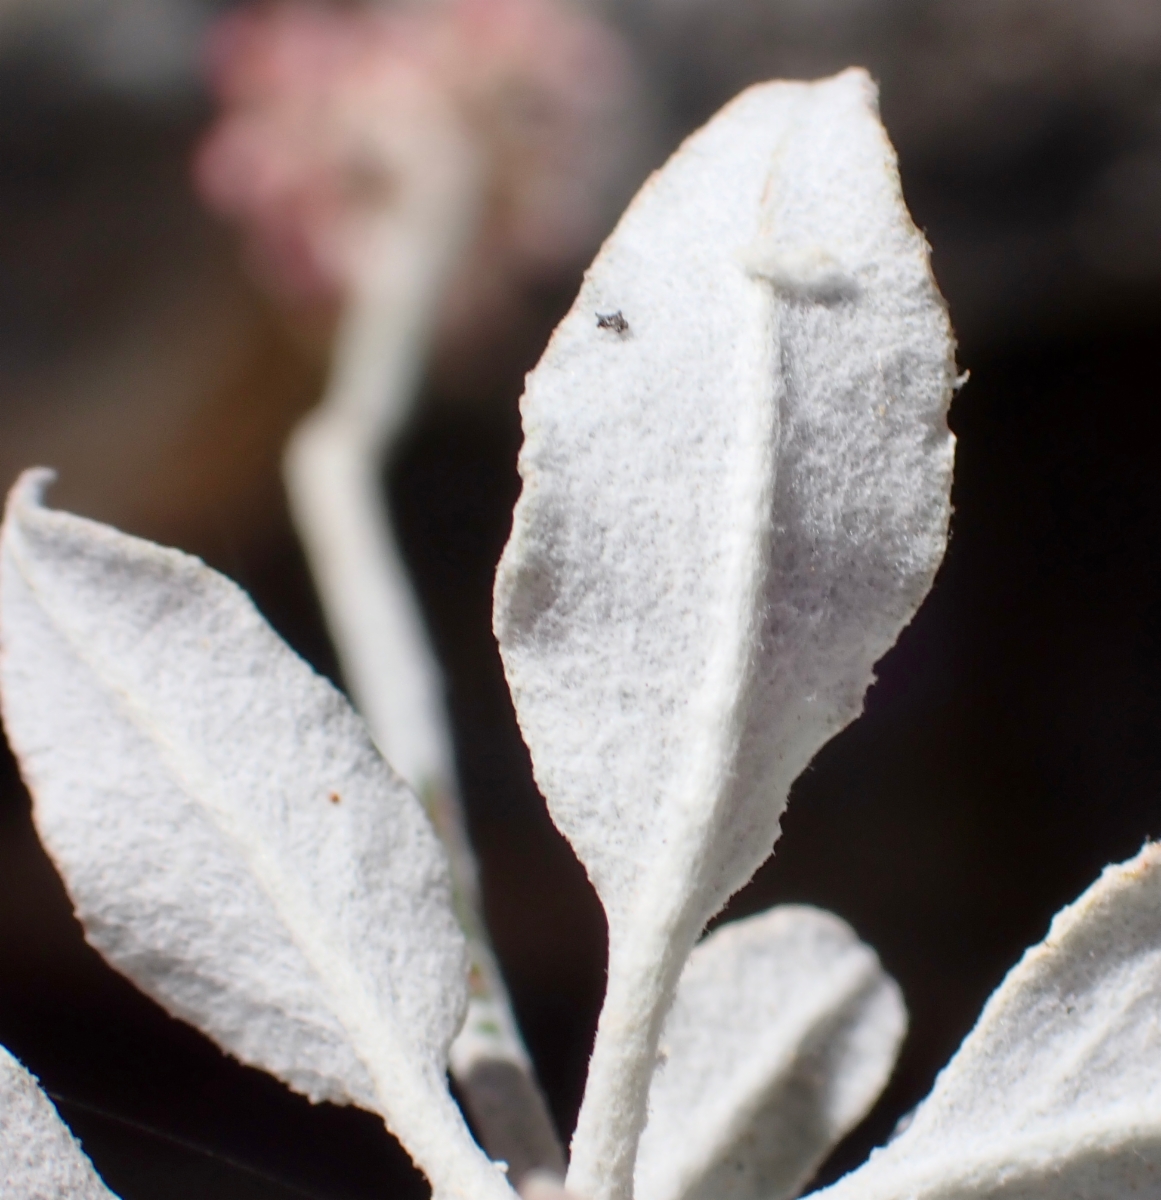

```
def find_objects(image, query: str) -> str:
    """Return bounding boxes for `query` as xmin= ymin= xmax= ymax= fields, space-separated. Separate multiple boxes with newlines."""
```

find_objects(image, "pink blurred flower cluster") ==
xmin=195 ymin=0 xmax=637 ymax=328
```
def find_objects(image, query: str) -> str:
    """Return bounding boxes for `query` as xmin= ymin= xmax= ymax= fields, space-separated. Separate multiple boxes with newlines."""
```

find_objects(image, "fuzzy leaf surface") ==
xmin=494 ymin=68 xmax=955 ymax=1200
xmin=814 ymin=843 xmax=1161 ymax=1200
xmin=0 ymin=471 xmax=512 ymax=1200
xmin=636 ymin=906 xmax=905 ymax=1200
xmin=0 ymin=1044 xmax=118 ymax=1199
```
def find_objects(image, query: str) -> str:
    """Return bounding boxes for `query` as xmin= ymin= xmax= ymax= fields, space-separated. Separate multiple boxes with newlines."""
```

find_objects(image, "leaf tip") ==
xmin=3 ymin=467 xmax=56 ymax=531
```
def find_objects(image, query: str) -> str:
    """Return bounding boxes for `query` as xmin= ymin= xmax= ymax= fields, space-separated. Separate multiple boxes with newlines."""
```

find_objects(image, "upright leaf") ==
xmin=0 ymin=1044 xmax=118 ymax=1199
xmin=811 ymin=843 xmax=1161 ymax=1200
xmin=494 ymin=68 xmax=955 ymax=1200
xmin=0 ymin=471 xmax=513 ymax=1200
xmin=636 ymin=907 xmax=905 ymax=1200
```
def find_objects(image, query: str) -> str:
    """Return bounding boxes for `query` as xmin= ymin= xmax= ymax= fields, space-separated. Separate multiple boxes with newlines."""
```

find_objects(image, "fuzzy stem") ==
xmin=566 ymin=908 xmax=700 ymax=1200
xmin=283 ymin=129 xmax=564 ymax=1184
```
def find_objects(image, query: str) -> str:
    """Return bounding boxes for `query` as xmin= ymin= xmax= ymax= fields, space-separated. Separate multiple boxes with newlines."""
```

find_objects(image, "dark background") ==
xmin=2 ymin=1 xmax=1161 ymax=1195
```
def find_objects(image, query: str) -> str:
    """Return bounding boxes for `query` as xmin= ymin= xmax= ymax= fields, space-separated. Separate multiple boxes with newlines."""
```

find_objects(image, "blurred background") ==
xmin=2 ymin=0 xmax=1161 ymax=1196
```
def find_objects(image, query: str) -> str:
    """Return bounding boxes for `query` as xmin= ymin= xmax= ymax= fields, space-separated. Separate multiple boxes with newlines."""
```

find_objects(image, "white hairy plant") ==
xmin=196 ymin=1 xmax=640 ymax=1171
xmin=2 ymin=67 xmax=1160 ymax=1200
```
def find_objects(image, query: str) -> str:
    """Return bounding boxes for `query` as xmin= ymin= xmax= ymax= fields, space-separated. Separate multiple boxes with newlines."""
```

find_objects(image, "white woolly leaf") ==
xmin=0 ymin=1044 xmax=118 ymax=1199
xmin=812 ymin=842 xmax=1161 ymax=1200
xmin=494 ymin=68 xmax=955 ymax=1200
xmin=636 ymin=906 xmax=905 ymax=1200
xmin=0 ymin=472 xmax=513 ymax=1200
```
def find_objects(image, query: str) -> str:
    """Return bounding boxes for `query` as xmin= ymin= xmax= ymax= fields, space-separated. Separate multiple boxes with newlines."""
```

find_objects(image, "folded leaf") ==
xmin=636 ymin=906 xmax=905 ymax=1200
xmin=494 ymin=68 xmax=955 ymax=1200
xmin=812 ymin=842 xmax=1161 ymax=1200
xmin=0 ymin=471 xmax=513 ymax=1200
xmin=0 ymin=1044 xmax=118 ymax=1199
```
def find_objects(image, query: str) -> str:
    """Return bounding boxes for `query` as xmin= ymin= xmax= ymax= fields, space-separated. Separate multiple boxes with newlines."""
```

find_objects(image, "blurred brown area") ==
xmin=0 ymin=88 xmax=323 ymax=558
xmin=1 ymin=1 xmax=1161 ymax=1198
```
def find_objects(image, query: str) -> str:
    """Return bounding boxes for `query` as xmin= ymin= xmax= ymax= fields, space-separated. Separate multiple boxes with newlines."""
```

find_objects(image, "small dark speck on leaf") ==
xmin=597 ymin=310 xmax=630 ymax=336
xmin=329 ymin=791 xmax=342 ymax=805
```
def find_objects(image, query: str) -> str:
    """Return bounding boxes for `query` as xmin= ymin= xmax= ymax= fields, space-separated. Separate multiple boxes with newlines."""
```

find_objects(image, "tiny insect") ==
xmin=328 ymin=791 xmax=342 ymax=805
xmin=596 ymin=310 xmax=630 ymax=336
